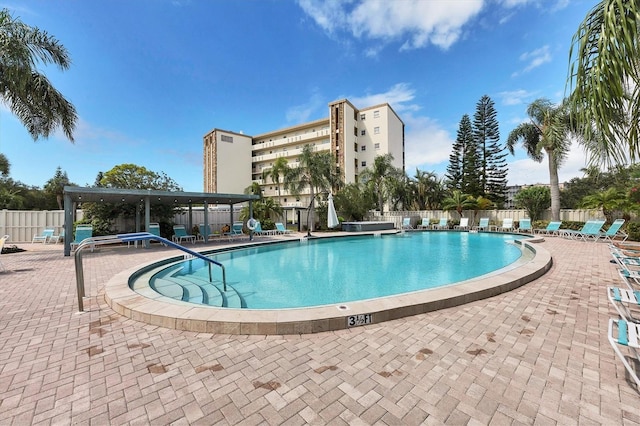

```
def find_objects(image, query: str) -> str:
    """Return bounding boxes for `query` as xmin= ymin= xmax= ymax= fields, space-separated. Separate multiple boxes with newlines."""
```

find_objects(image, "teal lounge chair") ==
xmin=275 ymin=223 xmax=292 ymax=235
xmin=172 ymin=225 xmax=196 ymax=244
xmin=198 ymin=223 xmax=217 ymax=242
xmin=432 ymin=217 xmax=448 ymax=230
xmin=560 ymin=220 xmax=599 ymax=240
xmin=568 ymin=220 xmax=606 ymax=241
xmin=401 ymin=217 xmax=413 ymax=229
xmin=534 ymin=221 xmax=561 ymax=236
xmin=608 ymin=318 xmax=640 ymax=388
xmin=607 ymin=286 xmax=640 ymax=323
xmin=229 ymin=221 xmax=246 ymax=239
xmin=32 ymin=228 xmax=54 ymax=244
xmin=473 ymin=217 xmax=490 ymax=231
xmin=598 ymin=219 xmax=628 ymax=242
xmin=71 ymin=225 xmax=94 ymax=251
xmin=517 ymin=218 xmax=532 ymax=233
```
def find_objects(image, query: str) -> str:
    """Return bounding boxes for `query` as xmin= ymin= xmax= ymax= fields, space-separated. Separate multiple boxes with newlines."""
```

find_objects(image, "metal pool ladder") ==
xmin=74 ymin=232 xmax=226 ymax=311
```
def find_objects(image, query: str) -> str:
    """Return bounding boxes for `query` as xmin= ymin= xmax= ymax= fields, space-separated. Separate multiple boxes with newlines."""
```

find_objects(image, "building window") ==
xmin=373 ymin=110 xmax=380 ymax=118
xmin=361 ymin=161 xmax=367 ymax=167
xmin=354 ymin=127 xmax=358 ymax=136
xmin=221 ymin=134 xmax=233 ymax=143
xmin=374 ymin=143 xmax=380 ymax=149
xmin=360 ymin=114 xmax=366 ymax=120
xmin=374 ymin=127 xmax=380 ymax=134
xmin=361 ymin=145 xmax=366 ymax=151
xmin=361 ymin=130 xmax=366 ymax=136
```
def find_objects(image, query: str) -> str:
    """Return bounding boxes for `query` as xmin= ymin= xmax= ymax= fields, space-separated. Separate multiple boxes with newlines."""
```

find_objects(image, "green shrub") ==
xmin=626 ymin=222 xmax=640 ymax=241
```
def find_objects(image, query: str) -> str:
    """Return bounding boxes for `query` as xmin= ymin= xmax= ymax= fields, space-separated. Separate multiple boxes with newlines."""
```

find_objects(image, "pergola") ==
xmin=62 ymin=186 xmax=260 ymax=256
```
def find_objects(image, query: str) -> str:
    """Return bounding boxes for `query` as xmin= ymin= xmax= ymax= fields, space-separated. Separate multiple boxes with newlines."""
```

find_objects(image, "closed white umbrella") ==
xmin=327 ymin=192 xmax=339 ymax=229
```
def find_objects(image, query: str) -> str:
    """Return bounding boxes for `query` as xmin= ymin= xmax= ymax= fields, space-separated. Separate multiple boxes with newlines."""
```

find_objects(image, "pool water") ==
xmin=152 ymin=232 xmax=524 ymax=309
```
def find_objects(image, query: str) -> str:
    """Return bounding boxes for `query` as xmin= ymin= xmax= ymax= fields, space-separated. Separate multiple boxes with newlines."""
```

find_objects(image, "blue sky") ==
xmin=1 ymin=0 xmax=595 ymax=192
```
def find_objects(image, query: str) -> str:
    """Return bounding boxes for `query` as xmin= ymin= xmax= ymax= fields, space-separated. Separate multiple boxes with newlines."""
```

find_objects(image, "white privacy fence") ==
xmin=0 ymin=207 xmax=631 ymax=242
xmin=367 ymin=209 xmax=630 ymax=230
xmin=0 ymin=207 xmax=242 ymax=243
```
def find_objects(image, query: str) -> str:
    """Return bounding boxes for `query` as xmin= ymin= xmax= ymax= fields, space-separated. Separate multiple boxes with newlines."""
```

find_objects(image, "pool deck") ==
xmin=0 ymin=232 xmax=639 ymax=424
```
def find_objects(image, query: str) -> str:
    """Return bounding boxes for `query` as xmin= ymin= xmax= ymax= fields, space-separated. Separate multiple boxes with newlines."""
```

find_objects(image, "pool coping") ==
xmin=104 ymin=232 xmax=552 ymax=335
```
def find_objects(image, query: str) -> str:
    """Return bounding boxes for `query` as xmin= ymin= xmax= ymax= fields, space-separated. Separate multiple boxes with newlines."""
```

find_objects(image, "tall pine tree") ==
xmin=473 ymin=95 xmax=508 ymax=206
xmin=446 ymin=114 xmax=481 ymax=196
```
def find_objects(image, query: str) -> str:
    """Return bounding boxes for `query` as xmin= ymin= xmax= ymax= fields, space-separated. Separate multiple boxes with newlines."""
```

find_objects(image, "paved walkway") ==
xmin=0 ymin=236 xmax=638 ymax=425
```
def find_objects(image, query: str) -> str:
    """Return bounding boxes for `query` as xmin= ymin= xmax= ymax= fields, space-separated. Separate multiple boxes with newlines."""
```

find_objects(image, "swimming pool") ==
xmin=110 ymin=231 xmax=551 ymax=334
xmin=148 ymin=232 xmax=524 ymax=309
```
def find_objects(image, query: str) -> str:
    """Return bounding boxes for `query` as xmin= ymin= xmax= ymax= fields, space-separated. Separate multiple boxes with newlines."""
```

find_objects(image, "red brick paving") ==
xmin=0 ymin=237 xmax=638 ymax=425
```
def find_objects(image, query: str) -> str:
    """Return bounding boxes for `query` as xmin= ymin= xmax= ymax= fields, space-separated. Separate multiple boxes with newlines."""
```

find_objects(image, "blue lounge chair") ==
xmin=275 ymin=222 xmax=293 ymax=235
xmin=401 ymin=218 xmax=413 ymax=229
xmin=517 ymin=218 xmax=532 ymax=233
xmin=32 ymin=228 xmax=54 ymax=244
xmin=560 ymin=220 xmax=604 ymax=241
xmin=172 ymin=225 xmax=196 ymax=244
xmin=252 ymin=221 xmax=274 ymax=236
xmin=417 ymin=218 xmax=431 ymax=230
xmin=198 ymin=223 xmax=216 ymax=242
xmin=432 ymin=217 xmax=448 ymax=230
xmin=473 ymin=217 xmax=490 ymax=231
xmin=608 ymin=318 xmax=640 ymax=388
xmin=598 ymin=219 xmax=628 ymax=242
xmin=534 ymin=221 xmax=561 ymax=236
xmin=71 ymin=225 xmax=94 ymax=251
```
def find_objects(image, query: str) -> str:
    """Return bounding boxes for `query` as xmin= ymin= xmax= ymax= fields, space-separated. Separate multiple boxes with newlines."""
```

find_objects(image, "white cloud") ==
xmin=512 ymin=45 xmax=551 ymax=76
xmin=285 ymin=90 xmax=325 ymax=124
xmin=404 ymin=114 xmax=453 ymax=172
xmin=297 ymin=0 xmax=483 ymax=50
xmin=348 ymin=82 xmax=418 ymax=113
xmin=498 ymin=89 xmax=536 ymax=106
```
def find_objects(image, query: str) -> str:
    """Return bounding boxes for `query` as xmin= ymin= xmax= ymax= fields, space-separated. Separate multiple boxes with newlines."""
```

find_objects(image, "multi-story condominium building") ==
xmin=203 ymin=99 xmax=405 ymax=214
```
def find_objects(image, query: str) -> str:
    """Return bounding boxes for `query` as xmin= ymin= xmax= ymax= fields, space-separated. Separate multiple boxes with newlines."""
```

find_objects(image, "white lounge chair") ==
xmin=0 ymin=234 xmax=9 ymax=271
xmin=454 ymin=218 xmax=469 ymax=230
xmin=498 ymin=218 xmax=513 ymax=232
xmin=417 ymin=218 xmax=431 ymax=230
xmin=607 ymin=286 xmax=640 ymax=323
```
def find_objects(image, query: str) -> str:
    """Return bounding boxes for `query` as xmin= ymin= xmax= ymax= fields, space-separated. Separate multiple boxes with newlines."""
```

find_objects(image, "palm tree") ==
xmin=506 ymin=98 xmax=580 ymax=221
xmin=283 ymin=144 xmax=336 ymax=235
xmin=44 ymin=166 xmax=70 ymax=209
xmin=442 ymin=190 xmax=477 ymax=219
xmin=0 ymin=153 xmax=9 ymax=176
xmin=359 ymin=154 xmax=395 ymax=214
xmin=411 ymin=169 xmax=438 ymax=210
xmin=580 ymin=187 xmax=626 ymax=224
xmin=0 ymin=9 xmax=77 ymax=141
xmin=568 ymin=0 xmax=640 ymax=164
xmin=261 ymin=157 xmax=288 ymax=199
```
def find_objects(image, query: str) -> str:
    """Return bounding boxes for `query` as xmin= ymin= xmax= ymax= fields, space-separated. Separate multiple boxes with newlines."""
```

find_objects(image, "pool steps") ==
xmin=151 ymin=272 xmax=244 ymax=308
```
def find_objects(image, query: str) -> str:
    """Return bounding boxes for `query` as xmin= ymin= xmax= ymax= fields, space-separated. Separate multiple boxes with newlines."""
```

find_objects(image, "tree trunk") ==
xmin=547 ymin=149 xmax=561 ymax=221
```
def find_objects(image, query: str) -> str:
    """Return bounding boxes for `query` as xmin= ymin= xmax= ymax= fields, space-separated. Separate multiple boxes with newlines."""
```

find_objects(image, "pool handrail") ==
xmin=74 ymin=232 xmax=227 ymax=312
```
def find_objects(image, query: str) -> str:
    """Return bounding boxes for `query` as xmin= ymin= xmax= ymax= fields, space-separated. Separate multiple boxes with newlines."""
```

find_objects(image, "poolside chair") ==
xmin=533 ymin=221 xmax=562 ymax=236
xmin=172 ymin=225 xmax=196 ymax=244
xmin=608 ymin=318 xmax=640 ymax=388
xmin=560 ymin=220 xmax=602 ymax=241
xmin=32 ymin=228 xmax=54 ymax=244
xmin=473 ymin=217 xmax=490 ymax=231
xmin=71 ymin=225 xmax=94 ymax=251
xmin=598 ymin=219 xmax=628 ymax=243
xmin=417 ymin=218 xmax=431 ymax=230
xmin=229 ymin=221 xmax=246 ymax=239
xmin=497 ymin=218 xmax=514 ymax=232
xmin=198 ymin=223 xmax=216 ymax=242
xmin=607 ymin=286 xmax=640 ymax=323
xmin=0 ymin=234 xmax=9 ymax=271
xmin=454 ymin=217 xmax=469 ymax=231
xmin=401 ymin=217 xmax=413 ymax=230
xmin=275 ymin=222 xmax=293 ymax=235
xmin=517 ymin=218 xmax=532 ymax=233
xmin=432 ymin=217 xmax=449 ymax=230
xmin=252 ymin=221 xmax=274 ymax=236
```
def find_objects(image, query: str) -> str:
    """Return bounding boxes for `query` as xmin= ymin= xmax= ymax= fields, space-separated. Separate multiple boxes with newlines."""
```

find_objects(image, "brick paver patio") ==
xmin=0 ymin=236 xmax=638 ymax=425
